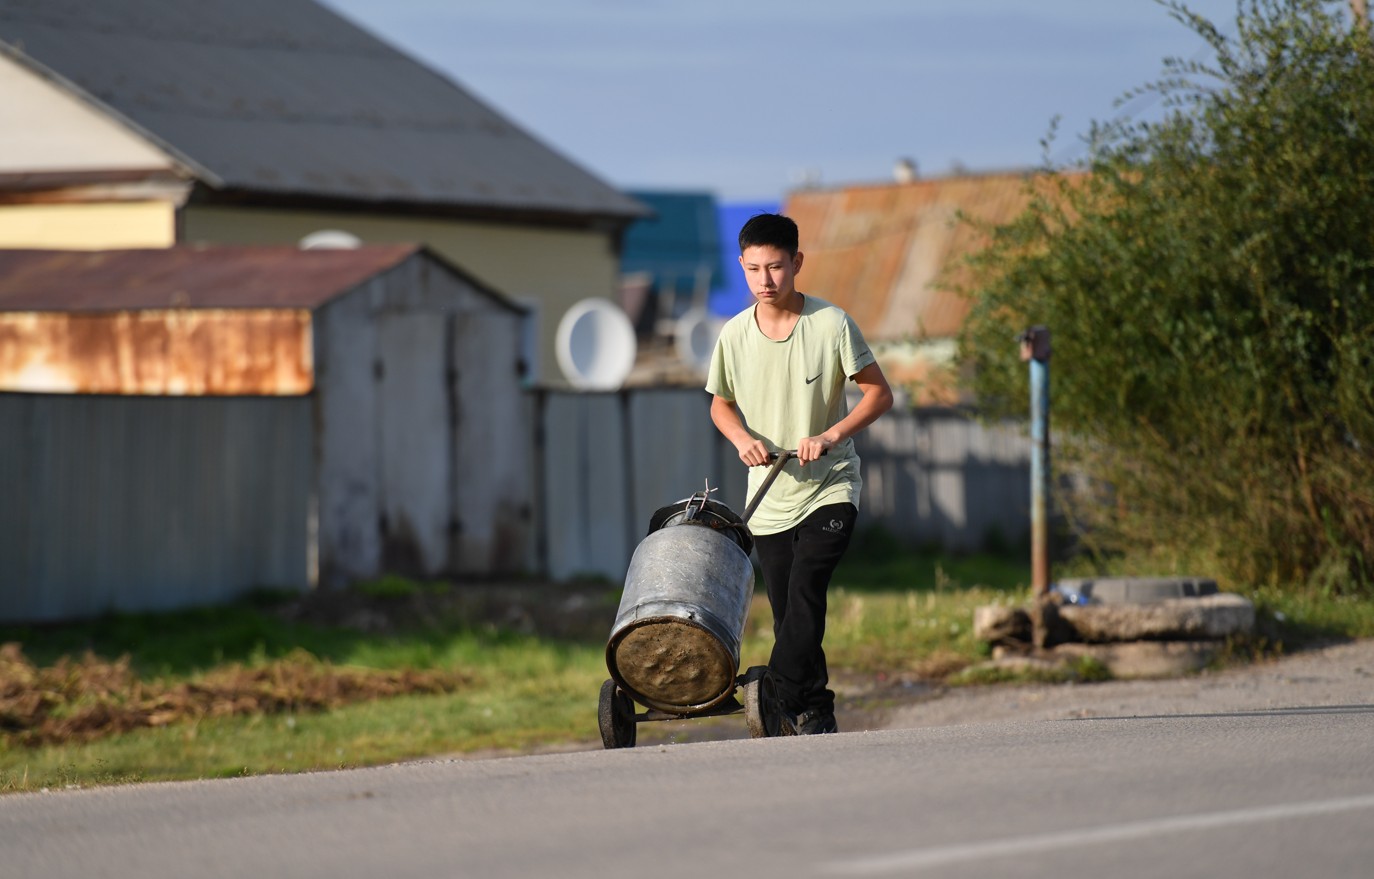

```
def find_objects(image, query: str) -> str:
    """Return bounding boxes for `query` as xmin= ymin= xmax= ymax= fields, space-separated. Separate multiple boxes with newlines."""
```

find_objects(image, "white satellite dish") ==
xmin=673 ymin=307 xmax=722 ymax=374
xmin=299 ymin=229 xmax=362 ymax=250
xmin=555 ymin=298 xmax=637 ymax=390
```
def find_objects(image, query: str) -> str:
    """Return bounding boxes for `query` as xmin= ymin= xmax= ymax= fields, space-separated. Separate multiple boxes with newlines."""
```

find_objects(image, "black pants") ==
xmin=752 ymin=502 xmax=857 ymax=715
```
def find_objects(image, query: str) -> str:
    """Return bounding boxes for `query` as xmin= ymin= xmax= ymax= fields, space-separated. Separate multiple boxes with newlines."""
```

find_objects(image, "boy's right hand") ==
xmin=736 ymin=440 xmax=772 ymax=467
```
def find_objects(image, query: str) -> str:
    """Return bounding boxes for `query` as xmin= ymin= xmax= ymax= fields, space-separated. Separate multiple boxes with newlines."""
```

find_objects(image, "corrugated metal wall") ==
xmin=858 ymin=406 xmax=1031 ymax=550
xmin=309 ymin=257 xmax=532 ymax=588
xmin=532 ymin=389 xmax=744 ymax=583
xmin=0 ymin=393 xmax=310 ymax=622
xmin=534 ymin=390 xmax=1031 ymax=581
xmin=0 ymin=388 xmax=1030 ymax=622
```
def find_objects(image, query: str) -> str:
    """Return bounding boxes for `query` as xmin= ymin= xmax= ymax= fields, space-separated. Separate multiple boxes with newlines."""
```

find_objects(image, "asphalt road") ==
xmin=3 ymin=702 xmax=1372 ymax=878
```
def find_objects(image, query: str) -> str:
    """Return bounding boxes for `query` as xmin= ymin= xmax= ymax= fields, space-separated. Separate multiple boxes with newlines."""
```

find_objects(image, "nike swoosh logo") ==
xmin=805 ymin=373 xmax=822 ymax=384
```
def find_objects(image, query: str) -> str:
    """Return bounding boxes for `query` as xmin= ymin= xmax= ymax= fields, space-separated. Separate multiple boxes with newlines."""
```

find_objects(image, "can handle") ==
xmin=740 ymin=449 xmax=826 ymax=525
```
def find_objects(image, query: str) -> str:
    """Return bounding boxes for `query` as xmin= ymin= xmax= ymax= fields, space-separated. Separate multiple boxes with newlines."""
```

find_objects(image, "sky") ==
xmin=319 ymin=0 xmax=1242 ymax=203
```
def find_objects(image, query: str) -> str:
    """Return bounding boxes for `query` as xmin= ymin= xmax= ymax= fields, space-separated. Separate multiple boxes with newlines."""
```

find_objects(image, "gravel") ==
xmin=874 ymin=639 xmax=1374 ymax=730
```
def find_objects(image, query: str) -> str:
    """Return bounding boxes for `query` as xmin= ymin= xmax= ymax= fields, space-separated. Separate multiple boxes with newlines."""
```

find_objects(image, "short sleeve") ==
xmin=704 ymin=329 xmax=733 ymax=399
xmin=839 ymin=313 xmax=877 ymax=379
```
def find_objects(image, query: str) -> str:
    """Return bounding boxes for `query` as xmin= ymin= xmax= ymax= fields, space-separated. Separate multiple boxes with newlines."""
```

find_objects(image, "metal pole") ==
xmin=1020 ymin=327 xmax=1052 ymax=597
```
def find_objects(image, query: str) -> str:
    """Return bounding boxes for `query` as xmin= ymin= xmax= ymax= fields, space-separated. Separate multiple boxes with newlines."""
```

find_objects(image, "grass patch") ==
xmin=947 ymin=653 xmax=1112 ymax=686
xmin=353 ymin=574 xmax=447 ymax=600
xmin=0 ymin=622 xmax=608 ymax=791
xmin=1248 ymin=586 xmax=1374 ymax=642
xmin=4 ymin=537 xmax=1374 ymax=792
xmin=0 ymin=603 xmax=376 ymax=678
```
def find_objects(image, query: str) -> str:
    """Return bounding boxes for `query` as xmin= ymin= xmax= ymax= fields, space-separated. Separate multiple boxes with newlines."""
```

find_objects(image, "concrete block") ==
xmin=1056 ymin=593 xmax=1255 ymax=643
xmin=973 ymin=605 xmax=1031 ymax=644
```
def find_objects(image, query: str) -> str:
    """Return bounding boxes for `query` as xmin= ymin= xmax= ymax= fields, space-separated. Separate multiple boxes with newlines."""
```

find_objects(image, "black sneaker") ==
xmin=796 ymin=709 xmax=839 ymax=735
xmin=777 ymin=708 xmax=798 ymax=736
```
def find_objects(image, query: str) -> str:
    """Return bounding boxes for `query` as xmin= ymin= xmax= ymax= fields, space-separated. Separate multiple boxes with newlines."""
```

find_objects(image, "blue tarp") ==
xmin=621 ymin=191 xmax=723 ymax=296
xmin=620 ymin=192 xmax=780 ymax=319
xmin=710 ymin=201 xmax=780 ymax=317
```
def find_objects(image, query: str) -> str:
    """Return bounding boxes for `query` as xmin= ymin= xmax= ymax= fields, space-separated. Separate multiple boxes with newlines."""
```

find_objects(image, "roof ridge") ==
xmin=0 ymin=1 xmax=648 ymax=218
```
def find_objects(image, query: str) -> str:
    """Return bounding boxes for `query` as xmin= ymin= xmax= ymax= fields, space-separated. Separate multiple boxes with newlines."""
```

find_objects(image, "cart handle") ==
xmin=740 ymin=449 xmax=826 ymax=525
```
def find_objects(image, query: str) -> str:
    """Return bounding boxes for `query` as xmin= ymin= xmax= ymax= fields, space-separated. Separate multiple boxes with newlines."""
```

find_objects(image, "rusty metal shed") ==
xmin=0 ymin=244 xmax=532 ymax=622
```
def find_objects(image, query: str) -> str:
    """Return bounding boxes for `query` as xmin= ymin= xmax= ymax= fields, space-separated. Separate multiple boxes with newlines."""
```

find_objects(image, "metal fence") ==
xmin=0 ymin=393 xmax=311 ymax=622
xmin=533 ymin=390 xmax=1032 ymax=581
xmin=0 ymin=388 xmax=1031 ymax=622
xmin=857 ymin=403 xmax=1032 ymax=551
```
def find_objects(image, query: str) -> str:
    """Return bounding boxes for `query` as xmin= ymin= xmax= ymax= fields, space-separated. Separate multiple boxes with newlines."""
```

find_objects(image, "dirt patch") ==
xmin=0 ymin=643 xmax=470 ymax=747
xmin=1 ymin=581 xmax=618 ymax=750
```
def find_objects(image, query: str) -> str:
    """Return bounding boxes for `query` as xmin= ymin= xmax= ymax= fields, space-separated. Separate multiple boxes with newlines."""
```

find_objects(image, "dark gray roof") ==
xmin=0 ymin=0 xmax=648 ymax=220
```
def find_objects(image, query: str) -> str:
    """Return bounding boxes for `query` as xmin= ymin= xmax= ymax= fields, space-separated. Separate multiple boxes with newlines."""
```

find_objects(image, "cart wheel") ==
xmin=598 ymin=679 xmax=637 ymax=749
xmin=742 ymin=667 xmax=783 ymax=738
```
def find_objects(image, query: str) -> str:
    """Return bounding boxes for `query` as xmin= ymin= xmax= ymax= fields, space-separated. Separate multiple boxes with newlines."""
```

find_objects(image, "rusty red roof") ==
xmin=783 ymin=171 xmax=1065 ymax=342
xmin=0 ymin=244 xmax=426 ymax=311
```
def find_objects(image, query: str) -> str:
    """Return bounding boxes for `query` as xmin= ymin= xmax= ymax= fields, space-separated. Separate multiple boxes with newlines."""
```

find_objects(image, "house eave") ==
xmin=189 ymin=185 xmax=647 ymax=233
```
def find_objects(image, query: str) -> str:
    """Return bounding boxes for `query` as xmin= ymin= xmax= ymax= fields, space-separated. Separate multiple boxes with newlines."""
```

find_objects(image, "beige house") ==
xmin=0 ymin=0 xmax=648 ymax=386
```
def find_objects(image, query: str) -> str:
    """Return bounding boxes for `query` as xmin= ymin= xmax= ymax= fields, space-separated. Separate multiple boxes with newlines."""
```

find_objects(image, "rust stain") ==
xmin=0 ymin=310 xmax=314 ymax=395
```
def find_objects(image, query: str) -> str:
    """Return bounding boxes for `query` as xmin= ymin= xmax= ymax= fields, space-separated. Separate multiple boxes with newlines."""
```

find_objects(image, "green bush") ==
xmin=958 ymin=0 xmax=1374 ymax=593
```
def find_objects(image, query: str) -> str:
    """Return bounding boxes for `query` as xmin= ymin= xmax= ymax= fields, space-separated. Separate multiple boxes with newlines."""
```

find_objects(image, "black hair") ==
xmin=738 ymin=213 xmax=799 ymax=256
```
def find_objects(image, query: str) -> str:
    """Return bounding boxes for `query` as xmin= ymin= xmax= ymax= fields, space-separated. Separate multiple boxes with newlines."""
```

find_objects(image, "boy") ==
xmin=706 ymin=213 xmax=893 ymax=735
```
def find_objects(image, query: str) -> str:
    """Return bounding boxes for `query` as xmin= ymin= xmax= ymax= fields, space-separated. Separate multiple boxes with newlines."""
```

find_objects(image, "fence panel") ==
xmin=534 ymin=391 xmax=1031 ymax=581
xmin=0 ymin=389 xmax=1032 ymax=622
xmin=855 ymin=406 xmax=1030 ymax=550
xmin=0 ymin=394 xmax=311 ymax=622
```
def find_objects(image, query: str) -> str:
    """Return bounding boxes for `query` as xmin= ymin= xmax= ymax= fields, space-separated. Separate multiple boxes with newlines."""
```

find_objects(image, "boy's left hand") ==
xmin=796 ymin=435 xmax=834 ymax=464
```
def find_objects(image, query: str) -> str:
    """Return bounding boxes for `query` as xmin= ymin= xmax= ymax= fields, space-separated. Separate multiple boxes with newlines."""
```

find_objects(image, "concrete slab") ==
xmin=1057 ymin=593 xmax=1255 ymax=643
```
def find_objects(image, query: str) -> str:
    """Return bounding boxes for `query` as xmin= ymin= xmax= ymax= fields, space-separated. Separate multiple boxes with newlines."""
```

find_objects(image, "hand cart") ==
xmin=598 ymin=451 xmax=806 ymax=748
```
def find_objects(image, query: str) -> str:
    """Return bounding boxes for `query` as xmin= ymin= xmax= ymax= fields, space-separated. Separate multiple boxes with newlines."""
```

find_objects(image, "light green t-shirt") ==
xmin=705 ymin=294 xmax=876 ymax=535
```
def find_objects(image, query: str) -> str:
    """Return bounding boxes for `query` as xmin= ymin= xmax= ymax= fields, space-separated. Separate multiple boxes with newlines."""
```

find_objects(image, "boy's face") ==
xmin=739 ymin=245 xmax=803 ymax=306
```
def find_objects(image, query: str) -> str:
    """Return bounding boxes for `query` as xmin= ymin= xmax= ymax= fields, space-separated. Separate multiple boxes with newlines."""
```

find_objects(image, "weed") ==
xmin=354 ymin=575 xmax=447 ymax=600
